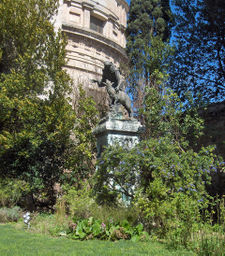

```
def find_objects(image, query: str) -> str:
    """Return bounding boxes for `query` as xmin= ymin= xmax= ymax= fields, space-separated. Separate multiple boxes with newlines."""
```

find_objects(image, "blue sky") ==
xmin=126 ymin=0 xmax=130 ymax=5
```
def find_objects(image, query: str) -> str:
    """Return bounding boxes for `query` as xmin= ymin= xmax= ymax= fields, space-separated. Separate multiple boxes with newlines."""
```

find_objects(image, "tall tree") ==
xmin=0 ymin=0 xmax=75 ymax=205
xmin=169 ymin=0 xmax=225 ymax=102
xmin=126 ymin=0 xmax=174 ymax=94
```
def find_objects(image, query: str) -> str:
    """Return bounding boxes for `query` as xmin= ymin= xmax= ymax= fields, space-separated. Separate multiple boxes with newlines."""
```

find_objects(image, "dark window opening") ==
xmin=90 ymin=16 xmax=104 ymax=34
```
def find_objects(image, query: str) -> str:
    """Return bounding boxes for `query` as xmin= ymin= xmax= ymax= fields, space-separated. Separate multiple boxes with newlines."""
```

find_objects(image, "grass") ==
xmin=0 ymin=224 xmax=195 ymax=256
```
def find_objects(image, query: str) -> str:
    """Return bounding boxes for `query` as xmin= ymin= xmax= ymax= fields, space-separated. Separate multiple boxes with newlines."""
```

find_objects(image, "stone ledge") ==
xmin=62 ymin=23 xmax=128 ymax=61
xmin=93 ymin=117 xmax=143 ymax=136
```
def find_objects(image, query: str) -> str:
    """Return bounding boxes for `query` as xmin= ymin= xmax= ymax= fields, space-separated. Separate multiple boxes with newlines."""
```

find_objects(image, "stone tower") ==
xmin=55 ymin=0 xmax=129 ymax=102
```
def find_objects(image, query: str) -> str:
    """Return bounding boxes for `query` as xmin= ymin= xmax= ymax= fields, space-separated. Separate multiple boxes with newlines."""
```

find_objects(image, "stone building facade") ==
xmin=55 ymin=0 xmax=129 ymax=102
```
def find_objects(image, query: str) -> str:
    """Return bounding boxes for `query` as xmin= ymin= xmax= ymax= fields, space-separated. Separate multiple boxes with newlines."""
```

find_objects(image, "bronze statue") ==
xmin=92 ymin=62 xmax=132 ymax=117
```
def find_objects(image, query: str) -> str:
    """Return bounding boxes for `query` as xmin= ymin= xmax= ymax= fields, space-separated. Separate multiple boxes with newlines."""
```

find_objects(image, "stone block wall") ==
xmin=54 ymin=0 xmax=129 ymax=100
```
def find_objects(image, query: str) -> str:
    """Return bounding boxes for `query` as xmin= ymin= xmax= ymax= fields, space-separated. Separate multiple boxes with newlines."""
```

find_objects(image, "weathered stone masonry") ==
xmin=55 ymin=0 xmax=129 ymax=97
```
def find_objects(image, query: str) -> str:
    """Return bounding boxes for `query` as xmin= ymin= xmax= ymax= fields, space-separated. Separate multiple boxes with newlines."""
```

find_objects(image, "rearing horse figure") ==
xmin=104 ymin=80 xmax=132 ymax=117
xmin=92 ymin=62 xmax=132 ymax=117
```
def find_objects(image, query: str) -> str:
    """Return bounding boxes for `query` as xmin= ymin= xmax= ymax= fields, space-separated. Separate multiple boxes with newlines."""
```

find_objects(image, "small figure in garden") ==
xmin=92 ymin=61 xmax=132 ymax=117
xmin=23 ymin=212 xmax=31 ymax=229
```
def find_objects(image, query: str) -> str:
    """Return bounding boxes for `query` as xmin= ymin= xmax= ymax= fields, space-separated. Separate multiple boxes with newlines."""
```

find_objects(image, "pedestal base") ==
xmin=93 ymin=115 xmax=143 ymax=157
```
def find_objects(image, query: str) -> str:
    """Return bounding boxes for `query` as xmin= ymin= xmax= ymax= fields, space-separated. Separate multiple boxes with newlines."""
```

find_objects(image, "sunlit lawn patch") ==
xmin=0 ymin=224 xmax=195 ymax=256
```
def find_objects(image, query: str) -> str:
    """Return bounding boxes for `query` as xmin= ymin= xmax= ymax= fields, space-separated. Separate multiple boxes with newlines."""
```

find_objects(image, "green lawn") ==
xmin=0 ymin=224 xmax=195 ymax=256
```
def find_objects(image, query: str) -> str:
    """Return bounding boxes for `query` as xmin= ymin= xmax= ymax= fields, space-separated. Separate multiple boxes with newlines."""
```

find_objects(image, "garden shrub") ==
xmin=63 ymin=86 xmax=99 ymax=185
xmin=0 ymin=206 xmax=21 ymax=223
xmin=92 ymin=87 xmax=221 ymax=248
xmin=29 ymin=211 xmax=148 ymax=241
xmin=68 ymin=217 xmax=149 ymax=241
xmin=59 ymin=181 xmax=139 ymax=226
xmin=30 ymin=213 xmax=70 ymax=236
xmin=0 ymin=178 xmax=31 ymax=207
xmin=60 ymin=181 xmax=96 ymax=219
xmin=93 ymin=139 xmax=217 ymax=238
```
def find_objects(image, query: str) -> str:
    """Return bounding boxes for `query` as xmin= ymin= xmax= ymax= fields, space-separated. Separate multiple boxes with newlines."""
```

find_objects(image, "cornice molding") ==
xmin=62 ymin=23 xmax=128 ymax=62
xmin=82 ymin=2 xmax=94 ymax=10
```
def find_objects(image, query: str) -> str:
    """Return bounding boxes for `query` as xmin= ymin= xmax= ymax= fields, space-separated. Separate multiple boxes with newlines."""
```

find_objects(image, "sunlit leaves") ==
xmin=0 ymin=0 xmax=74 ymax=201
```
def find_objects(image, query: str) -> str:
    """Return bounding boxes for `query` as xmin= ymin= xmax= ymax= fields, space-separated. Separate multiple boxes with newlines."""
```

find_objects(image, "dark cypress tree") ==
xmin=169 ymin=0 xmax=225 ymax=103
xmin=126 ymin=0 xmax=174 ymax=93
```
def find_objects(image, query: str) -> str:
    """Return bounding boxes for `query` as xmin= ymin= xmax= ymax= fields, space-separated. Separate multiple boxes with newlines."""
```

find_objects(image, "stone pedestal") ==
xmin=93 ymin=114 xmax=143 ymax=157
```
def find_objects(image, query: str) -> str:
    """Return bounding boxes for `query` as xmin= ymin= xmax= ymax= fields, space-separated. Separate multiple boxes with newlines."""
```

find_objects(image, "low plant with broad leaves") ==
xmin=68 ymin=217 xmax=149 ymax=242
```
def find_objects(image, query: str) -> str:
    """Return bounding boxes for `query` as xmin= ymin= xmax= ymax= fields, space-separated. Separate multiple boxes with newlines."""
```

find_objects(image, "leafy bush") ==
xmin=29 ymin=210 xmax=147 ymax=242
xmin=94 ymin=139 xmax=216 ymax=201
xmin=68 ymin=217 xmax=149 ymax=241
xmin=30 ymin=213 xmax=70 ymax=236
xmin=0 ymin=0 xmax=76 ymax=207
xmin=59 ymin=181 xmax=139 ymax=226
xmin=93 ymin=140 xmax=219 ymax=245
xmin=63 ymin=86 xmax=99 ymax=184
xmin=60 ymin=181 xmax=96 ymax=219
xmin=0 ymin=178 xmax=31 ymax=207
xmin=92 ymin=86 xmax=221 ymax=247
xmin=0 ymin=206 xmax=21 ymax=223
xmin=197 ymin=232 xmax=225 ymax=256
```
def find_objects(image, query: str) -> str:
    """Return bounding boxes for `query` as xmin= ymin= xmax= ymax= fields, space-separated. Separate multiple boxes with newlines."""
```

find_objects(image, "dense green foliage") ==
xmin=0 ymin=0 xmax=224 ymax=255
xmin=0 ymin=178 xmax=30 ymax=207
xmin=64 ymin=87 xmax=99 ymax=184
xmin=0 ymin=0 xmax=75 ymax=203
xmin=0 ymin=0 xmax=99 ymax=208
xmin=0 ymin=206 xmax=21 ymax=223
xmin=94 ymin=139 xmax=215 ymax=204
xmin=126 ymin=0 xmax=174 ymax=94
xmin=69 ymin=217 xmax=148 ymax=241
xmin=93 ymin=87 xmax=222 ymax=245
xmin=92 ymin=88 xmax=225 ymax=255
xmin=169 ymin=0 xmax=225 ymax=102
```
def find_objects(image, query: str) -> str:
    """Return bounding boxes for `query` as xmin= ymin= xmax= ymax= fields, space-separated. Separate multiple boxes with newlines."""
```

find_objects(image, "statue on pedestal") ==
xmin=92 ymin=61 xmax=132 ymax=118
xmin=92 ymin=62 xmax=143 ymax=204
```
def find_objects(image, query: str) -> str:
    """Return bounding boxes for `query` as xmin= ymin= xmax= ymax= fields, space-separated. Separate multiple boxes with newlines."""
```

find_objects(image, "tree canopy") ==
xmin=126 ymin=0 xmax=174 ymax=92
xmin=169 ymin=0 xmax=225 ymax=102
xmin=0 ymin=0 xmax=75 ymax=202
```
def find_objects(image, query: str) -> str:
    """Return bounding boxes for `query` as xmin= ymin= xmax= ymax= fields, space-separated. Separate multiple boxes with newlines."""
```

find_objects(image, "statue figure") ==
xmin=92 ymin=61 xmax=132 ymax=117
xmin=104 ymin=79 xmax=132 ymax=117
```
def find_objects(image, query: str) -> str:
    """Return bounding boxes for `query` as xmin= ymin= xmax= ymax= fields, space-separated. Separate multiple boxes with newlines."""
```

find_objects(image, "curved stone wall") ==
xmin=55 ymin=0 xmax=128 ymax=94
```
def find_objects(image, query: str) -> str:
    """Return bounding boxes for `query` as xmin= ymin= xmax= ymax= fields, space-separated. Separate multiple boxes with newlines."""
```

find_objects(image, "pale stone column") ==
xmin=108 ymin=19 xmax=114 ymax=40
xmin=120 ymin=26 xmax=126 ymax=48
xmin=82 ymin=3 xmax=93 ymax=29
xmin=103 ymin=19 xmax=110 ymax=38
